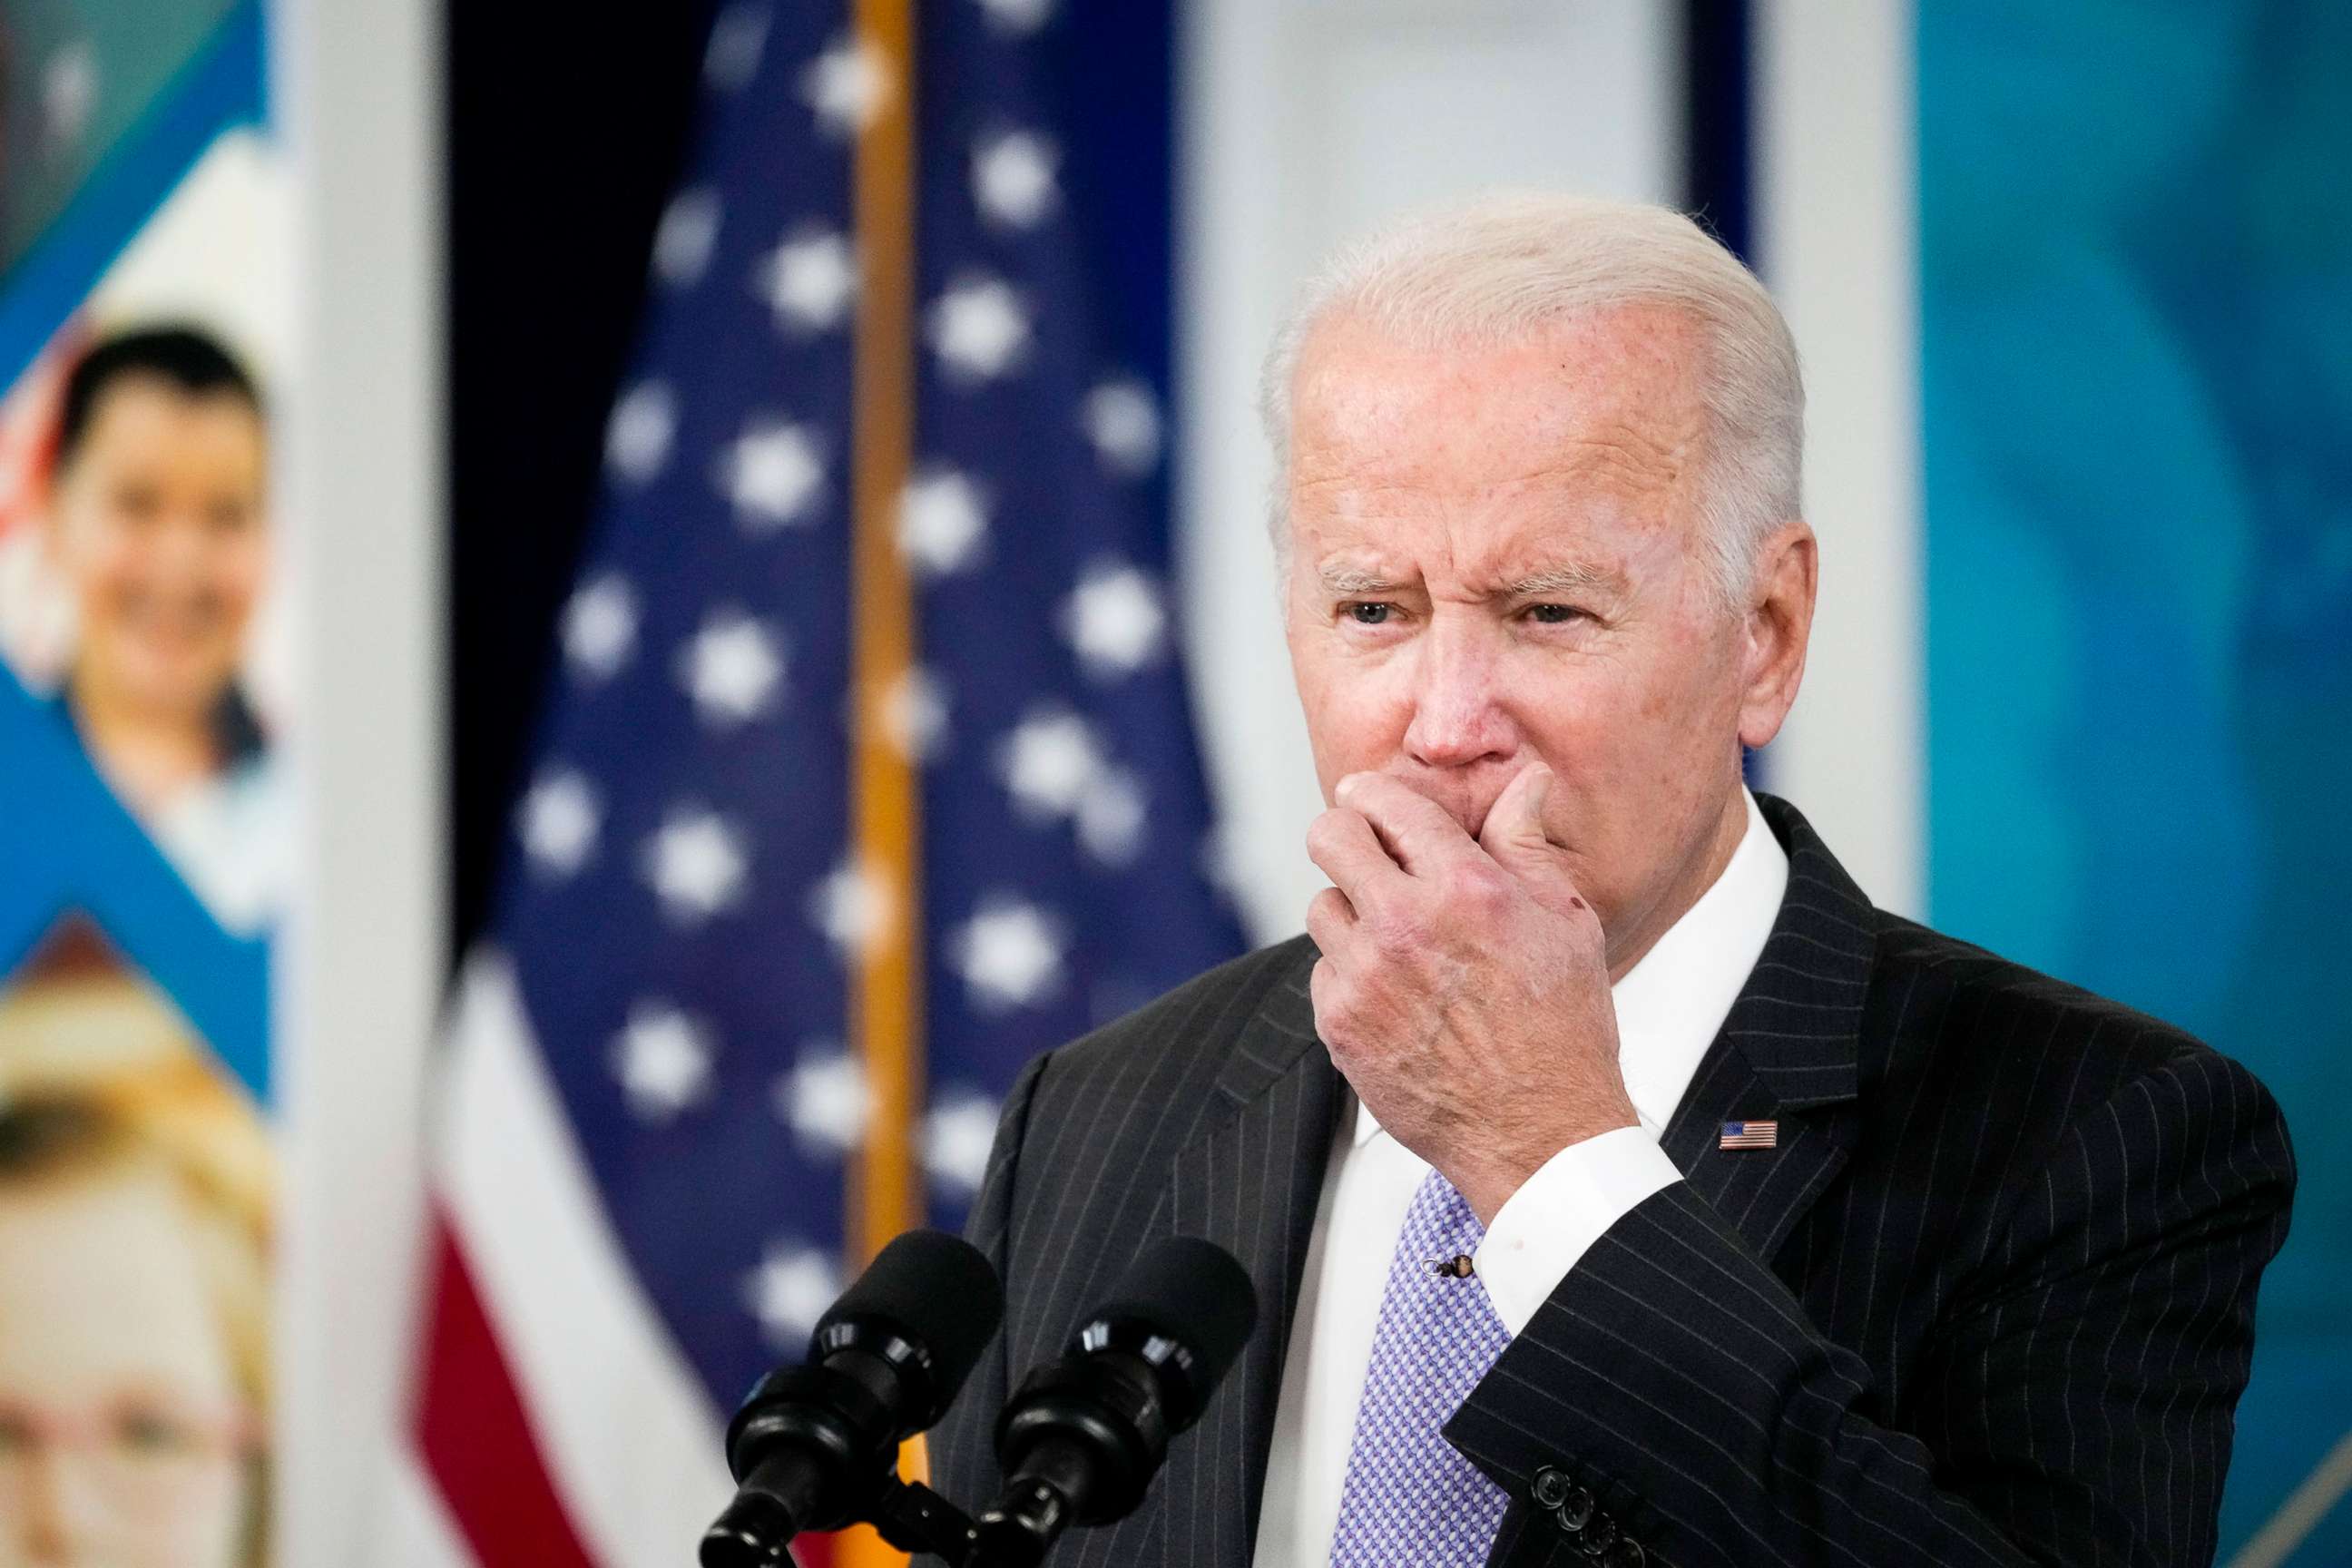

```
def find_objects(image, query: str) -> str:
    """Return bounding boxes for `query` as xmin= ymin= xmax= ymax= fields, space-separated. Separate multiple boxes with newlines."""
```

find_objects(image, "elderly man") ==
xmin=929 ymin=194 xmax=2294 ymax=1568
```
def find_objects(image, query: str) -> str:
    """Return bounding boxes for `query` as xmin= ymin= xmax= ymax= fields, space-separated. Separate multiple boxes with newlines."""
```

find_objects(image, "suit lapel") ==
xmin=1156 ymin=946 xmax=1340 ymax=1568
xmin=1661 ymin=795 xmax=1874 ymax=1264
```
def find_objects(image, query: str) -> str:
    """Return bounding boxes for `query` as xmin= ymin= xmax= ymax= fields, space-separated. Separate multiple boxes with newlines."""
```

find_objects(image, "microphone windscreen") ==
xmin=819 ymin=1230 xmax=1005 ymax=1402
xmin=1090 ymin=1236 xmax=1258 ymax=1397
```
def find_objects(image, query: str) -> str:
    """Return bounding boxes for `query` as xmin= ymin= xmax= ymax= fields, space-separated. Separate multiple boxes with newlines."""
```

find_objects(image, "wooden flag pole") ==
xmin=845 ymin=0 xmax=921 ymax=1563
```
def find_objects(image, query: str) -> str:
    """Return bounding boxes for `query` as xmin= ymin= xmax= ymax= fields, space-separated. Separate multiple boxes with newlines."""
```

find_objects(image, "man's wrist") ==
xmin=1473 ymin=1128 xmax=1682 ymax=1334
xmin=1456 ymin=1102 xmax=1642 ymax=1225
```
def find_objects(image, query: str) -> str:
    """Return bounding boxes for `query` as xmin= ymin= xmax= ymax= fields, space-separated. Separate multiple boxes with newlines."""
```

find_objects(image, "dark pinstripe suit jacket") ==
xmin=929 ymin=796 xmax=2296 ymax=1567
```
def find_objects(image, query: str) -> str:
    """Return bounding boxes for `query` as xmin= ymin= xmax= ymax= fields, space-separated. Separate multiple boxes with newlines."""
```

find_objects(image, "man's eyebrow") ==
xmin=1501 ymin=564 xmax=1616 ymax=598
xmin=1317 ymin=564 xmax=1406 ymax=595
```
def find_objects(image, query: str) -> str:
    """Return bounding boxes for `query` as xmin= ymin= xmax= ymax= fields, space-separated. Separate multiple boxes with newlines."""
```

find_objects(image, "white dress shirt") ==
xmin=1250 ymin=789 xmax=1789 ymax=1568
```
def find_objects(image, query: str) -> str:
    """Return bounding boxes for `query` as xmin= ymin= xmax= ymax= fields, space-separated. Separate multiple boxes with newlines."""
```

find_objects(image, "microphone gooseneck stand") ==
xmin=968 ymin=1236 xmax=1258 ymax=1566
xmin=701 ymin=1234 xmax=1259 ymax=1568
xmin=701 ymin=1230 xmax=1004 ymax=1566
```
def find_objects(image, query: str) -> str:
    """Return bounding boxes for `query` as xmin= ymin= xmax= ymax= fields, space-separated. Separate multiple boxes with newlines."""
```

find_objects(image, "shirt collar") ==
xmin=1350 ymin=788 xmax=1789 ymax=1149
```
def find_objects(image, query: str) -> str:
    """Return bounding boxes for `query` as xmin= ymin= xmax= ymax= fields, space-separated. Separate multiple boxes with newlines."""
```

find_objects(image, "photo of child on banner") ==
xmin=0 ymin=129 xmax=289 ymax=935
xmin=0 ymin=920 xmax=272 ymax=1567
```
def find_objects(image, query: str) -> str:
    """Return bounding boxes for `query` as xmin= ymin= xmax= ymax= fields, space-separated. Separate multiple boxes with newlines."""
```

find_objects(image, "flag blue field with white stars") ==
xmin=489 ymin=0 xmax=1245 ymax=1424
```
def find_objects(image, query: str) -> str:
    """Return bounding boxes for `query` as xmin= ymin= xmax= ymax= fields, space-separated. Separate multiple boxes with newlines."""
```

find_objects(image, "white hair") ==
xmin=1258 ymin=191 xmax=1805 ymax=606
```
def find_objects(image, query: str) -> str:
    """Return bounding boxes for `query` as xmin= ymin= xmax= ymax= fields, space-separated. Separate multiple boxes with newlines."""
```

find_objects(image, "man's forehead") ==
xmin=1293 ymin=302 xmax=1708 ymax=411
xmin=1289 ymin=314 xmax=1705 ymax=490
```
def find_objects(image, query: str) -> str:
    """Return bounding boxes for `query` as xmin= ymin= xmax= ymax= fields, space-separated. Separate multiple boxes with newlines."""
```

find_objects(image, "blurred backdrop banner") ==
xmin=405 ymin=3 xmax=1243 ymax=1565
xmin=1915 ymin=4 xmax=2352 ymax=1563
xmin=0 ymin=2 xmax=283 ymax=1566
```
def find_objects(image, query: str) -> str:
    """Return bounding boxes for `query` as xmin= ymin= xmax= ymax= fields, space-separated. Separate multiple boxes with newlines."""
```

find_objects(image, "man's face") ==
xmin=1281 ymin=305 xmax=1760 ymax=972
xmin=47 ymin=377 xmax=269 ymax=722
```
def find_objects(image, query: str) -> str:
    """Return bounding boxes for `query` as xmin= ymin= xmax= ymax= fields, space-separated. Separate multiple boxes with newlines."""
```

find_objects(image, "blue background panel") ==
xmin=1920 ymin=2 xmax=2352 ymax=1557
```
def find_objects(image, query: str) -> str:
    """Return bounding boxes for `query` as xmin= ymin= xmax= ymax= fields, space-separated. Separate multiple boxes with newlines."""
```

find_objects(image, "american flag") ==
xmin=406 ymin=2 xmax=1244 ymax=1563
xmin=1719 ymin=1120 xmax=1779 ymax=1151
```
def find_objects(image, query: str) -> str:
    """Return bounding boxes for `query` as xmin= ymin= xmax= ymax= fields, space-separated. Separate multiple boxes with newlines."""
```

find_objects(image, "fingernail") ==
xmin=1335 ymin=773 xmax=1361 ymax=803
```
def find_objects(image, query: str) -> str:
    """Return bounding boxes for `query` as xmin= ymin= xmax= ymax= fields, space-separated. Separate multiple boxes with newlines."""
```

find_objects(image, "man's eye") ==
xmin=1346 ymin=603 xmax=1393 ymax=626
xmin=1524 ymin=603 xmax=1583 ymax=625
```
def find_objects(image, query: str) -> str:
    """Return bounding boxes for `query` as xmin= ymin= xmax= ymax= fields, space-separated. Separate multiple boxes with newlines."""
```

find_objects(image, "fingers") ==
xmin=1308 ymin=955 xmax=1342 ymax=1047
xmin=1335 ymin=772 xmax=1477 ymax=875
xmin=1476 ymin=762 xmax=1592 ymax=922
xmin=1305 ymin=886 xmax=1357 ymax=962
xmin=1307 ymin=805 xmax=1406 ymax=908
xmin=1476 ymin=763 xmax=1554 ymax=868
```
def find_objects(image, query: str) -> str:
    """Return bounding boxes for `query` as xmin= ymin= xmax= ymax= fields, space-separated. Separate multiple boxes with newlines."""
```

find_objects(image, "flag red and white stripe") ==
xmin=393 ymin=956 xmax=734 ymax=1567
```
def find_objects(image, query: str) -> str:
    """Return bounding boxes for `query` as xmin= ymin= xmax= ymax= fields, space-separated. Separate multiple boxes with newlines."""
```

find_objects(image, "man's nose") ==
xmin=1400 ymin=619 xmax=1516 ymax=769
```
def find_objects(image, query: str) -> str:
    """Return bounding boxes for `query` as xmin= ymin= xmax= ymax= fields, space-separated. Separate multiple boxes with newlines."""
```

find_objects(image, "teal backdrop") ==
xmin=1921 ymin=3 xmax=2351 ymax=1560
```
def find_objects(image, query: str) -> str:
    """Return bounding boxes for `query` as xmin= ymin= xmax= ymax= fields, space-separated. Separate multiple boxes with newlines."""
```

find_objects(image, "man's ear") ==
xmin=1736 ymin=520 xmax=1816 ymax=751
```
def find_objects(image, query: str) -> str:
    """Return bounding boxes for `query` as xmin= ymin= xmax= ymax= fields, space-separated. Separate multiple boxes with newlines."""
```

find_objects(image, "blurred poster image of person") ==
xmin=0 ymin=928 xmax=273 ymax=1568
xmin=0 ymin=1096 xmax=268 ymax=1568
xmin=40 ymin=325 xmax=285 ymax=933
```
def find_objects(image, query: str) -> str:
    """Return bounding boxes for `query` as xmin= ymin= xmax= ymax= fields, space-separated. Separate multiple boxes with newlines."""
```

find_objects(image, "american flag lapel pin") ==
xmin=1720 ymin=1119 xmax=1779 ymax=1151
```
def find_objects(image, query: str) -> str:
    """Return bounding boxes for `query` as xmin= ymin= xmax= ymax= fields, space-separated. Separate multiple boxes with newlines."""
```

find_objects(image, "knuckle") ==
xmin=1446 ymin=859 xmax=1513 ymax=913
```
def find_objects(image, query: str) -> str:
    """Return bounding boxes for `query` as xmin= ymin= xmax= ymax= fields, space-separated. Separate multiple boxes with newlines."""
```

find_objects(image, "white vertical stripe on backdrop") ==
xmin=1177 ymin=0 xmax=1685 ymax=946
xmin=1750 ymin=0 xmax=1925 ymax=917
xmin=275 ymin=0 xmax=448 ymax=1561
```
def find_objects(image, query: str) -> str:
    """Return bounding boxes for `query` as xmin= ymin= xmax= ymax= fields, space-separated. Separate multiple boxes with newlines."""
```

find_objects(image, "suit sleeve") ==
xmin=924 ymin=1048 xmax=1050 ymax=1539
xmin=1442 ymin=1051 xmax=2295 ymax=1568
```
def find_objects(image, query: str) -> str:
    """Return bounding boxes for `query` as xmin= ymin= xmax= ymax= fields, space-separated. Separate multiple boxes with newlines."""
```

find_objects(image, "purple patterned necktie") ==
xmin=1328 ymin=1168 xmax=1514 ymax=1566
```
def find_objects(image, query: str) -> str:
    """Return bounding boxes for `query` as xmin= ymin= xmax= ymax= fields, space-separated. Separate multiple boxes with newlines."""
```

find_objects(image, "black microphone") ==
xmin=969 ymin=1237 xmax=1257 ymax=1567
xmin=701 ymin=1230 xmax=1004 ymax=1567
